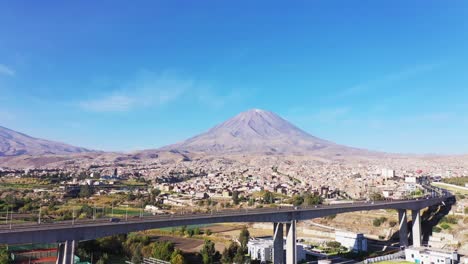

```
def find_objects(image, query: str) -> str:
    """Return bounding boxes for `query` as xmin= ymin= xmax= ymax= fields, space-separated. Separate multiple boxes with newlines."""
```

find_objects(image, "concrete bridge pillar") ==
xmin=56 ymin=240 xmax=75 ymax=264
xmin=273 ymin=223 xmax=285 ymax=264
xmin=285 ymin=220 xmax=297 ymax=264
xmin=398 ymin=209 xmax=408 ymax=248
xmin=411 ymin=210 xmax=422 ymax=247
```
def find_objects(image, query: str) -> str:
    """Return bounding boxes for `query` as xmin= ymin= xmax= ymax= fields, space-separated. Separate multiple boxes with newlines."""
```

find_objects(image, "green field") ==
xmin=432 ymin=182 xmax=468 ymax=195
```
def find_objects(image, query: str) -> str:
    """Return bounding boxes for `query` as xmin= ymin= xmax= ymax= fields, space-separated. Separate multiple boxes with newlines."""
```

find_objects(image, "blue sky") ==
xmin=1 ymin=1 xmax=468 ymax=154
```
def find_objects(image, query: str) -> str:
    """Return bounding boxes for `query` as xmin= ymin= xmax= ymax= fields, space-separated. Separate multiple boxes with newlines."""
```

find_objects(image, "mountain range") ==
xmin=0 ymin=109 xmax=370 ymax=158
xmin=0 ymin=109 xmax=369 ymax=158
xmin=0 ymin=126 xmax=92 ymax=157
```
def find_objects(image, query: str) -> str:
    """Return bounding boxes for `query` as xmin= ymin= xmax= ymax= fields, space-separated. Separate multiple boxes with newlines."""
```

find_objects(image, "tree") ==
xmin=96 ymin=253 xmax=109 ymax=264
xmin=186 ymin=228 xmax=194 ymax=237
xmin=170 ymin=249 xmax=185 ymax=264
xmin=326 ymin=241 xmax=341 ymax=249
xmin=221 ymin=242 xmax=239 ymax=264
xmin=373 ymin=218 xmax=381 ymax=227
xmin=232 ymin=191 xmax=240 ymax=205
xmin=79 ymin=185 xmax=95 ymax=198
xmin=152 ymin=241 xmax=175 ymax=261
xmin=233 ymin=246 xmax=244 ymax=263
xmin=303 ymin=193 xmax=322 ymax=206
xmin=238 ymin=226 xmax=250 ymax=252
xmin=292 ymin=195 xmax=304 ymax=206
xmin=200 ymin=239 xmax=216 ymax=264
xmin=194 ymin=227 xmax=201 ymax=236
xmin=0 ymin=245 xmax=9 ymax=264
xmin=369 ymin=192 xmax=384 ymax=201
xmin=131 ymin=251 xmax=143 ymax=264
xmin=262 ymin=191 xmax=274 ymax=204
xmin=179 ymin=226 xmax=187 ymax=236
xmin=221 ymin=248 xmax=232 ymax=264
xmin=80 ymin=204 xmax=93 ymax=218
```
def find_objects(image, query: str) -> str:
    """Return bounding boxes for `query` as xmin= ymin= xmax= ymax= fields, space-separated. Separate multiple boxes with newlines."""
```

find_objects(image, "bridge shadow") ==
xmin=380 ymin=198 xmax=455 ymax=247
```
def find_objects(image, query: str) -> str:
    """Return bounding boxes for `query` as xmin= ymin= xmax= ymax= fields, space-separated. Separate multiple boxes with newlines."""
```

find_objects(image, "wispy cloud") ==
xmin=80 ymin=95 xmax=136 ymax=112
xmin=79 ymin=71 xmax=191 ymax=112
xmin=0 ymin=64 xmax=15 ymax=76
xmin=338 ymin=63 xmax=440 ymax=98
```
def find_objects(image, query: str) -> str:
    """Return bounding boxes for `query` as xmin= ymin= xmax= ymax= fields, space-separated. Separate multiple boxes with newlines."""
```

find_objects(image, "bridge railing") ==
xmin=0 ymin=186 xmax=452 ymax=231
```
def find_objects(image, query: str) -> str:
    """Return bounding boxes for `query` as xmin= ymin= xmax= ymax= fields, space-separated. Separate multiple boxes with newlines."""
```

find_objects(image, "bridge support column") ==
xmin=56 ymin=240 xmax=75 ymax=264
xmin=398 ymin=209 xmax=408 ymax=248
xmin=411 ymin=210 xmax=422 ymax=247
xmin=273 ymin=223 xmax=285 ymax=264
xmin=285 ymin=220 xmax=296 ymax=264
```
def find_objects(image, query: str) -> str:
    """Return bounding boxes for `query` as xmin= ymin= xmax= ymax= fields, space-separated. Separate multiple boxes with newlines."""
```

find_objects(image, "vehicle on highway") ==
xmin=109 ymin=218 xmax=121 ymax=223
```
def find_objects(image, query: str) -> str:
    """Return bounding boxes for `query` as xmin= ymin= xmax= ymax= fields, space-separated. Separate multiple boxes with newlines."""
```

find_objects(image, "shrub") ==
xmin=373 ymin=218 xmax=382 ymax=227
xmin=325 ymin=214 xmax=336 ymax=220
xmin=440 ymin=223 xmax=451 ymax=230
xmin=389 ymin=220 xmax=397 ymax=227
xmin=372 ymin=217 xmax=387 ymax=227
xmin=441 ymin=216 xmax=458 ymax=224
xmin=326 ymin=241 xmax=342 ymax=249
xmin=432 ymin=226 xmax=442 ymax=233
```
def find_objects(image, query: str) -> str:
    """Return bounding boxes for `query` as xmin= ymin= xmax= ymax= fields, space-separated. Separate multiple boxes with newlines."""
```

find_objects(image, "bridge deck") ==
xmin=0 ymin=196 xmax=451 ymax=245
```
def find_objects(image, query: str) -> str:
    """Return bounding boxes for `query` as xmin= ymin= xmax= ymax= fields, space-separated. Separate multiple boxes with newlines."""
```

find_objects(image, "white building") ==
xmin=247 ymin=237 xmax=306 ymax=263
xmin=405 ymin=247 xmax=459 ymax=264
xmin=248 ymin=238 xmax=274 ymax=262
xmin=381 ymin=169 xmax=395 ymax=179
xmin=335 ymin=231 xmax=367 ymax=252
xmin=405 ymin=176 xmax=418 ymax=191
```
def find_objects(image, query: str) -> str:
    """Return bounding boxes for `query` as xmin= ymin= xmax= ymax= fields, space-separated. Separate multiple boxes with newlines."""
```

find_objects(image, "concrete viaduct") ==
xmin=0 ymin=196 xmax=453 ymax=264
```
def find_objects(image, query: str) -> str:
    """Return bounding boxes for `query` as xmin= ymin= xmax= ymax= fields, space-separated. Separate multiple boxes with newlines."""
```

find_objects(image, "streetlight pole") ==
xmin=9 ymin=209 xmax=12 ymax=230
xmin=72 ymin=207 xmax=75 ymax=225
xmin=125 ymin=206 xmax=128 ymax=221
xmin=38 ymin=206 xmax=41 ymax=225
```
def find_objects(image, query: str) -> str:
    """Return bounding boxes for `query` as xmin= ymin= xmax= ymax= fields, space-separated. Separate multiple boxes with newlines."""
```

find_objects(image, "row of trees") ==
xmin=291 ymin=192 xmax=323 ymax=206
xmin=151 ymin=241 xmax=185 ymax=264
xmin=76 ymin=234 xmax=183 ymax=264
xmin=75 ymin=233 xmax=225 ymax=264
xmin=442 ymin=176 xmax=468 ymax=187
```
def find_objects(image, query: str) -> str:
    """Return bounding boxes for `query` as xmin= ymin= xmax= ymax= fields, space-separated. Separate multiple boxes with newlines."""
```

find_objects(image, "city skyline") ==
xmin=1 ymin=1 xmax=468 ymax=154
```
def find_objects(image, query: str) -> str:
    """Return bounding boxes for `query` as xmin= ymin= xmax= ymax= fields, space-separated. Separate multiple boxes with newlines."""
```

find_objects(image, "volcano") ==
xmin=162 ymin=109 xmax=368 ymax=155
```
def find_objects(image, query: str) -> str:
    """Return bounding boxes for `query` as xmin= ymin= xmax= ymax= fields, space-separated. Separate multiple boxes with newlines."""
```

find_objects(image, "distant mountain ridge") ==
xmin=162 ymin=109 xmax=370 ymax=155
xmin=0 ymin=126 xmax=92 ymax=156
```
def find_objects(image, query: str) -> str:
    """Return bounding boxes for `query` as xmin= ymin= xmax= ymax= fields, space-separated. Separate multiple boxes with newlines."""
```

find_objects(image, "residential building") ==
xmin=335 ymin=231 xmax=367 ymax=252
xmin=405 ymin=247 xmax=459 ymax=264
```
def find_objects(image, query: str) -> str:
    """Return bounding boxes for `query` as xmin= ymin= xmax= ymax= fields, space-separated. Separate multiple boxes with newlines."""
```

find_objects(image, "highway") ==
xmin=0 ymin=196 xmax=449 ymax=236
